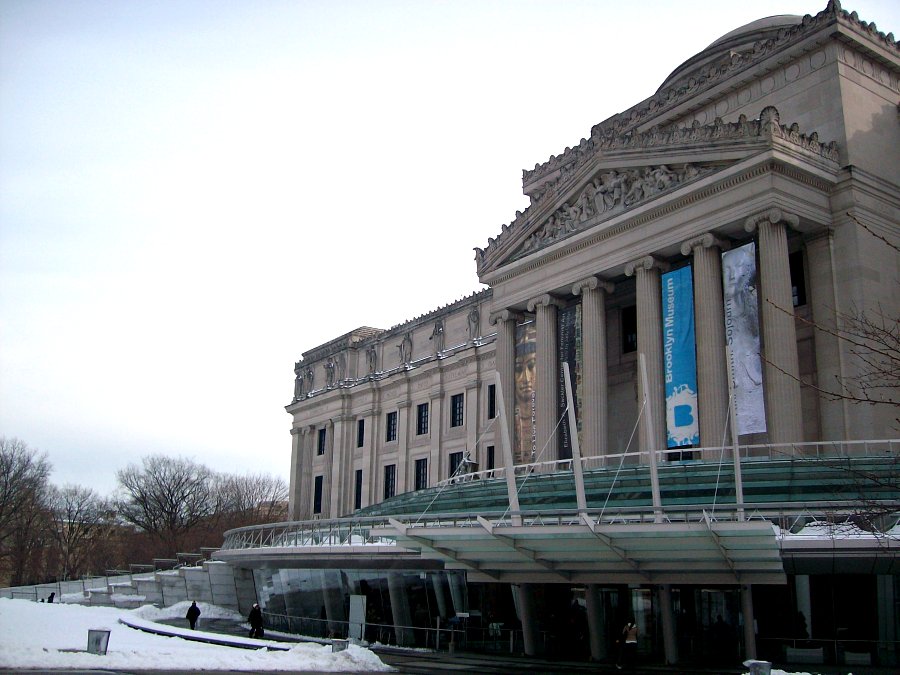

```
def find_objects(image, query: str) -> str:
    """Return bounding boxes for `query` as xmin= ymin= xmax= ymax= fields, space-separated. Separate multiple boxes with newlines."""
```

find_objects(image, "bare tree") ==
xmin=116 ymin=455 xmax=215 ymax=552
xmin=0 ymin=437 xmax=52 ymax=583
xmin=47 ymin=485 xmax=114 ymax=580
xmin=216 ymin=472 xmax=288 ymax=528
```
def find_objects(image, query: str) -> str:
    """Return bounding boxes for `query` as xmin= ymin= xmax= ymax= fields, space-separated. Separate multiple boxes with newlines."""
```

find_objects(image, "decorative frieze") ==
xmin=476 ymin=107 xmax=840 ymax=272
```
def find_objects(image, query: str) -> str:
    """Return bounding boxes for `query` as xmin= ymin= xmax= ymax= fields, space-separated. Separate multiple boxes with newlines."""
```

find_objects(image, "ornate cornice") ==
xmin=520 ymin=1 xmax=894 ymax=191
xmin=476 ymin=107 xmax=840 ymax=275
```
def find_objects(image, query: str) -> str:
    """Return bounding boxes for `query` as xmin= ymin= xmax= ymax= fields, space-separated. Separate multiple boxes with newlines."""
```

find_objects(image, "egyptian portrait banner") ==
xmin=722 ymin=242 xmax=767 ymax=435
xmin=514 ymin=320 xmax=537 ymax=464
xmin=661 ymin=265 xmax=700 ymax=448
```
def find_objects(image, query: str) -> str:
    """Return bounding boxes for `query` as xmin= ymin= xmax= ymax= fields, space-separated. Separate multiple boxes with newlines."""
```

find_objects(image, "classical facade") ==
xmin=220 ymin=3 xmax=899 ymax=668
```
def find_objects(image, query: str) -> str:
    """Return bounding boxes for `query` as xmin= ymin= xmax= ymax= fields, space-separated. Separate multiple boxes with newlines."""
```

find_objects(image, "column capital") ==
xmin=744 ymin=207 xmax=800 ymax=233
xmin=680 ymin=232 xmax=729 ymax=256
xmin=489 ymin=309 xmax=521 ymax=325
xmin=572 ymin=276 xmax=615 ymax=297
xmin=526 ymin=293 xmax=563 ymax=312
xmin=624 ymin=255 xmax=669 ymax=277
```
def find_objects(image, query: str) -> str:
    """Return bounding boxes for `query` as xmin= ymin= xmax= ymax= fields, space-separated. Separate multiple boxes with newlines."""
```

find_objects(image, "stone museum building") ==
xmin=216 ymin=3 xmax=900 ymax=668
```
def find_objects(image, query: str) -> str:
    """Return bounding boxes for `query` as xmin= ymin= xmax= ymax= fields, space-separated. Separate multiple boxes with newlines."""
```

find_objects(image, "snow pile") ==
xmin=0 ymin=598 xmax=391 ymax=671
xmin=132 ymin=600 xmax=243 ymax=622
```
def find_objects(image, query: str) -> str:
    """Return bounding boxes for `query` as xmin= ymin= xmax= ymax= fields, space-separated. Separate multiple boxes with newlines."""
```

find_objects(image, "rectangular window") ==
xmin=385 ymin=411 xmax=398 ymax=442
xmin=354 ymin=469 xmax=363 ymax=510
xmin=486 ymin=445 xmax=495 ymax=470
xmin=622 ymin=305 xmax=637 ymax=354
xmin=313 ymin=475 xmax=323 ymax=514
xmin=450 ymin=393 xmax=464 ymax=428
xmin=414 ymin=458 xmax=428 ymax=491
xmin=317 ymin=428 xmax=327 ymax=455
xmin=448 ymin=451 xmax=464 ymax=478
xmin=356 ymin=419 xmax=365 ymax=448
xmin=789 ymin=250 xmax=807 ymax=307
xmin=487 ymin=384 xmax=497 ymax=419
xmin=416 ymin=402 xmax=429 ymax=435
xmin=383 ymin=464 xmax=396 ymax=500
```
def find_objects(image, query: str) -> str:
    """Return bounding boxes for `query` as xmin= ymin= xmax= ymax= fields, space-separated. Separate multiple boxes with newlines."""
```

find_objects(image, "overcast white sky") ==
xmin=2 ymin=0 xmax=897 ymax=496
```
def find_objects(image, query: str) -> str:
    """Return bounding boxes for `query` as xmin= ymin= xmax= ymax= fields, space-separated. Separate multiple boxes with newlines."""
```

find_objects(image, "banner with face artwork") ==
xmin=514 ymin=320 xmax=537 ymax=464
xmin=722 ymin=242 xmax=766 ymax=435
xmin=662 ymin=265 xmax=700 ymax=448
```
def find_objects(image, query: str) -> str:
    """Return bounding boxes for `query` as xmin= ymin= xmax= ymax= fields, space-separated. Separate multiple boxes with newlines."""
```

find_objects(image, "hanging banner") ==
xmin=662 ymin=265 xmax=700 ymax=448
xmin=514 ymin=320 xmax=537 ymax=464
xmin=722 ymin=242 xmax=767 ymax=435
xmin=556 ymin=303 xmax=582 ymax=460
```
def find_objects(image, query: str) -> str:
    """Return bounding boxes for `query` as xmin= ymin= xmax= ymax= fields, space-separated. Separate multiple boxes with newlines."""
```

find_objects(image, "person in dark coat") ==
xmin=248 ymin=603 xmax=264 ymax=638
xmin=186 ymin=601 xmax=201 ymax=630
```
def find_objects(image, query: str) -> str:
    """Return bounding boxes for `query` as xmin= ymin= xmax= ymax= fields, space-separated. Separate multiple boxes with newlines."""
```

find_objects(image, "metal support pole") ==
xmin=726 ymin=346 xmax=746 ymax=521
xmin=639 ymin=353 xmax=663 ymax=522
xmin=494 ymin=371 xmax=522 ymax=526
xmin=563 ymin=362 xmax=587 ymax=513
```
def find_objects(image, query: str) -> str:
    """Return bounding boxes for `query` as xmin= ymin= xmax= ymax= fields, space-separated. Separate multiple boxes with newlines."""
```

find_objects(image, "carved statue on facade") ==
xmin=293 ymin=362 xmax=304 ymax=401
xmin=324 ymin=357 xmax=336 ymax=387
xmin=366 ymin=344 xmax=378 ymax=374
xmin=304 ymin=366 xmax=314 ymax=392
xmin=430 ymin=320 xmax=445 ymax=354
xmin=336 ymin=352 xmax=346 ymax=381
xmin=467 ymin=306 xmax=480 ymax=341
xmin=398 ymin=333 xmax=413 ymax=365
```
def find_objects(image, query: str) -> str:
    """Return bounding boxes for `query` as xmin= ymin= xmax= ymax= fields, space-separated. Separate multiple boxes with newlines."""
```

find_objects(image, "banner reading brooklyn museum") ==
xmin=722 ymin=242 xmax=767 ymax=435
xmin=662 ymin=265 xmax=700 ymax=448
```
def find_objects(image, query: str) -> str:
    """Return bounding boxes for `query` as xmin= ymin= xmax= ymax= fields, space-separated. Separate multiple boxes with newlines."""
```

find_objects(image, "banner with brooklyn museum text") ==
xmin=662 ymin=265 xmax=700 ymax=448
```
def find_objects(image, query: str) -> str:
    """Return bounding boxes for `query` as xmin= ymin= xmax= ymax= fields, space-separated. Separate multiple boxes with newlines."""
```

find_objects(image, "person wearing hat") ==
xmin=248 ymin=603 xmax=264 ymax=638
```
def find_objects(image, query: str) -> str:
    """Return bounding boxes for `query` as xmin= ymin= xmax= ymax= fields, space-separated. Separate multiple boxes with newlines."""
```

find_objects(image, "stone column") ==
xmin=289 ymin=427 xmax=304 ymax=520
xmin=659 ymin=584 xmax=679 ymax=664
xmin=490 ymin=310 xmax=518 ymax=464
xmin=513 ymin=583 xmax=540 ymax=656
xmin=527 ymin=294 xmax=562 ymax=462
xmin=387 ymin=572 xmax=415 ymax=646
xmin=804 ymin=228 xmax=847 ymax=441
xmin=745 ymin=209 xmax=803 ymax=444
xmin=625 ymin=256 xmax=669 ymax=455
xmin=573 ymin=277 xmax=614 ymax=457
xmin=584 ymin=584 xmax=608 ymax=661
xmin=741 ymin=584 xmax=757 ymax=660
xmin=329 ymin=414 xmax=350 ymax=516
xmin=681 ymin=234 xmax=730 ymax=449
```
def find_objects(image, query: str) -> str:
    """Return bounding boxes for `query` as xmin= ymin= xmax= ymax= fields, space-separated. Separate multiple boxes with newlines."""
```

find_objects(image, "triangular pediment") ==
xmin=474 ymin=107 xmax=839 ymax=277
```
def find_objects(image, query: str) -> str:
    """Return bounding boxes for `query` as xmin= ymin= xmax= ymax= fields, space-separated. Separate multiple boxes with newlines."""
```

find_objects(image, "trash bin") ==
xmin=331 ymin=638 xmax=349 ymax=653
xmin=743 ymin=659 xmax=772 ymax=675
xmin=87 ymin=628 xmax=111 ymax=655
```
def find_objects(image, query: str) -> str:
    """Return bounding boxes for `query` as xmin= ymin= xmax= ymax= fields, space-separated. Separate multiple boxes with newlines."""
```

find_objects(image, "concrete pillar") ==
xmin=682 ymin=234 xmax=731 ymax=449
xmin=320 ymin=570 xmax=346 ymax=636
xmin=430 ymin=572 xmax=450 ymax=620
xmin=396 ymin=403 xmax=410 ymax=494
xmin=329 ymin=416 xmax=349 ymax=516
xmin=741 ymin=584 xmax=757 ymax=660
xmin=795 ymin=574 xmax=811 ymax=635
xmin=877 ymin=575 xmax=897 ymax=666
xmin=625 ymin=256 xmax=669 ymax=454
xmin=585 ymin=584 xmax=608 ymax=661
xmin=490 ymin=310 xmax=518 ymax=463
xmin=387 ymin=573 xmax=415 ymax=647
xmin=527 ymin=294 xmax=561 ymax=462
xmin=658 ymin=584 xmax=679 ymax=664
xmin=804 ymin=228 xmax=847 ymax=441
xmin=447 ymin=572 xmax=467 ymax=615
xmin=745 ymin=209 xmax=803 ymax=444
xmin=573 ymin=277 xmax=614 ymax=457
xmin=513 ymin=584 xmax=540 ymax=656
xmin=288 ymin=427 xmax=305 ymax=520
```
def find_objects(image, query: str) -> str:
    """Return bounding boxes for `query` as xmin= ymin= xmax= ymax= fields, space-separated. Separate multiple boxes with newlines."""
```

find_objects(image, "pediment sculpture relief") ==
xmin=515 ymin=163 xmax=708 ymax=260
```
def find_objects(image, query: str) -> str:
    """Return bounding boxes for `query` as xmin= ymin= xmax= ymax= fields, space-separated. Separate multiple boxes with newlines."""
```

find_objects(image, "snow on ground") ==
xmin=0 ymin=598 xmax=392 ymax=671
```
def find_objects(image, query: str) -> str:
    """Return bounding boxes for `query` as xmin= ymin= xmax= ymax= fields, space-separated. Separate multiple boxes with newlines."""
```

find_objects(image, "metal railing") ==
xmin=438 ymin=439 xmax=899 ymax=486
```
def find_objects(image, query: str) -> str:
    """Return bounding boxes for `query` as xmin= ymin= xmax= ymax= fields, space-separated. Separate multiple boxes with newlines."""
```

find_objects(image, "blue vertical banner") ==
xmin=662 ymin=265 xmax=700 ymax=448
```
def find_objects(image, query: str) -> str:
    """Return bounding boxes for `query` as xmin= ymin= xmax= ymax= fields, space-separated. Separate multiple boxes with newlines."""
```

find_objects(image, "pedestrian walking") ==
xmin=616 ymin=617 xmax=638 ymax=670
xmin=248 ymin=603 xmax=264 ymax=638
xmin=186 ymin=601 xmax=201 ymax=630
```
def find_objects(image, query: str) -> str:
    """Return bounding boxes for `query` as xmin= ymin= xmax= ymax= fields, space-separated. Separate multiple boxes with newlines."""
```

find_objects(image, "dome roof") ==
xmin=657 ymin=14 xmax=803 ymax=92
